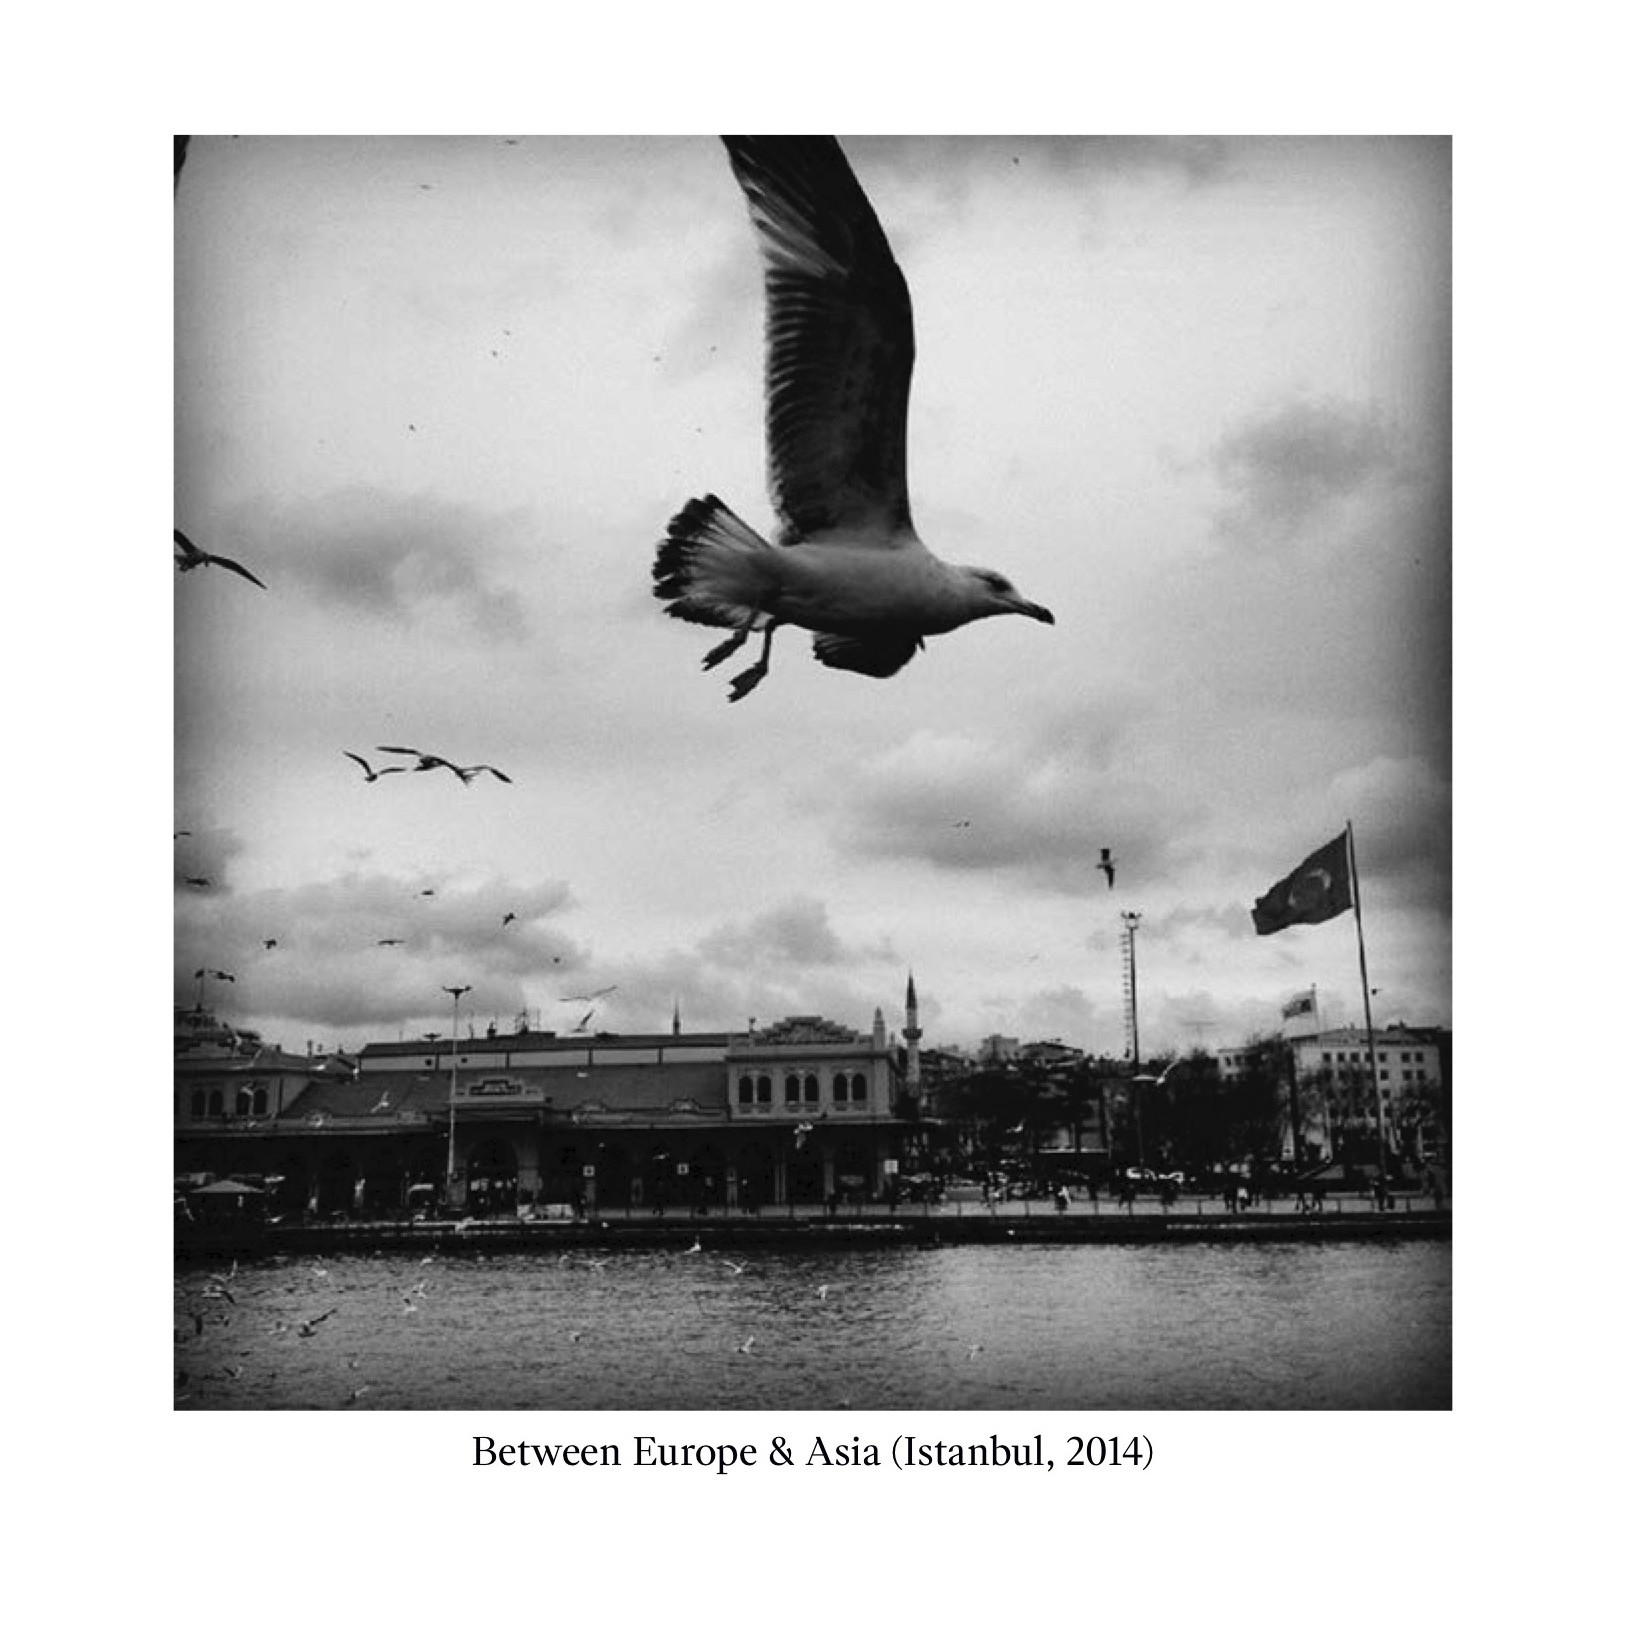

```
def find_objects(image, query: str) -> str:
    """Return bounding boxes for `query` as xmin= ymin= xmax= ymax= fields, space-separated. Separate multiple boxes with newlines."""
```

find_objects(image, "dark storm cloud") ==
xmin=1212 ymin=399 xmax=1400 ymax=547
xmin=220 ymin=488 xmax=535 ymax=638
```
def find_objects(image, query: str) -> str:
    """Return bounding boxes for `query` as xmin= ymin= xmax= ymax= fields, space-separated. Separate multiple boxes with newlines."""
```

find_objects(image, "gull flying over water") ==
xmin=174 ymin=528 xmax=266 ymax=589
xmin=652 ymin=136 xmax=1053 ymax=701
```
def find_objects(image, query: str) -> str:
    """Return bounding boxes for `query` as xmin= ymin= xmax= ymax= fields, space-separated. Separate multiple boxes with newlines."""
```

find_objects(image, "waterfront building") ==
xmin=175 ymin=988 xmax=923 ymax=1215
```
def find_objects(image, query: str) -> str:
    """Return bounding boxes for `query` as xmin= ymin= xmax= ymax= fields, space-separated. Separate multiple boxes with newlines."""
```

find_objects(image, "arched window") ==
xmin=851 ymin=1072 xmax=868 ymax=1102
xmin=737 ymin=1075 xmax=755 ymax=1105
xmin=190 ymin=1090 xmax=206 ymax=1117
xmin=784 ymin=1074 xmax=801 ymax=1104
xmin=207 ymin=1089 xmax=223 ymax=1115
xmin=253 ymin=1087 xmax=268 ymax=1116
xmin=803 ymin=1073 xmax=819 ymax=1103
xmin=833 ymin=1074 xmax=850 ymax=1103
xmin=756 ymin=1075 xmax=771 ymax=1103
xmin=236 ymin=1088 xmax=255 ymax=1116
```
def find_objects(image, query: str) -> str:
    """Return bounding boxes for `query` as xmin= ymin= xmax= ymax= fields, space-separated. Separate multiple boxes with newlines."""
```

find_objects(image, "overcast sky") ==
xmin=174 ymin=134 xmax=1449 ymax=1058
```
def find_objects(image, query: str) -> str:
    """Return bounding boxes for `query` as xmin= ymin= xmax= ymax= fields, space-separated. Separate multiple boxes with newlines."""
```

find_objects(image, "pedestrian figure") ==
xmin=1055 ymin=1185 xmax=1069 ymax=1214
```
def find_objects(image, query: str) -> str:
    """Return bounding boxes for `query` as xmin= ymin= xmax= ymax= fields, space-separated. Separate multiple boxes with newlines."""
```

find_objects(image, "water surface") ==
xmin=174 ymin=1239 xmax=1449 ymax=1410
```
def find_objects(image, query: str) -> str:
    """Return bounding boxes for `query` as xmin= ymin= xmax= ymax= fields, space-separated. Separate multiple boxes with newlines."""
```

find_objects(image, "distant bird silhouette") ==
xmin=651 ymin=137 xmax=1052 ymax=701
xmin=736 ymin=1336 xmax=757 ymax=1355
xmin=262 ymin=938 xmax=278 ymax=950
xmin=560 ymin=985 xmax=618 ymax=1003
xmin=298 ymin=1308 xmax=338 ymax=1337
xmin=174 ymin=830 xmax=191 ymax=839
xmin=371 ymin=1094 xmax=392 ymax=1113
xmin=184 ymin=877 xmax=211 ymax=888
xmin=174 ymin=528 xmax=266 ymax=589
xmin=344 ymin=751 xmax=406 ymax=783
xmin=1097 ymin=847 xmax=1116 ymax=889
xmin=418 ymin=889 xmax=436 ymax=898
xmin=501 ymin=912 xmax=517 ymax=926
xmin=375 ymin=746 xmax=511 ymax=784
xmin=571 ymin=1010 xmax=595 ymax=1033
xmin=376 ymin=938 xmax=404 ymax=947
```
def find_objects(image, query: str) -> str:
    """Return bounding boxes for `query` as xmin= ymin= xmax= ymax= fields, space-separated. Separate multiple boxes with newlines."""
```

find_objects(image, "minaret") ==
xmin=903 ymin=971 xmax=923 ymax=1096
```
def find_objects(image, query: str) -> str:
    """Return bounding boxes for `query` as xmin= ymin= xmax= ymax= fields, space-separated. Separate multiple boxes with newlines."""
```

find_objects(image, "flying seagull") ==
xmin=376 ymin=938 xmax=404 ymax=947
xmin=559 ymin=985 xmax=618 ymax=1003
xmin=1097 ymin=847 xmax=1116 ymax=889
xmin=263 ymin=938 xmax=278 ymax=950
xmin=174 ymin=528 xmax=266 ymax=589
xmin=501 ymin=912 xmax=517 ymax=926
xmin=344 ymin=751 xmax=406 ymax=784
xmin=184 ymin=877 xmax=211 ymax=888
xmin=375 ymin=747 xmax=511 ymax=784
xmin=652 ymin=137 xmax=1053 ymax=701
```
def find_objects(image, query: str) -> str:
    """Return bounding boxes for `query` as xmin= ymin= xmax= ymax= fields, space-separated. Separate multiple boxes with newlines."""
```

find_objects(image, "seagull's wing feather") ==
xmin=810 ymin=629 xmax=925 ymax=678
xmin=210 ymin=553 xmax=267 ymax=589
xmin=174 ymin=528 xmax=204 ymax=565
xmin=723 ymin=137 xmax=915 ymax=542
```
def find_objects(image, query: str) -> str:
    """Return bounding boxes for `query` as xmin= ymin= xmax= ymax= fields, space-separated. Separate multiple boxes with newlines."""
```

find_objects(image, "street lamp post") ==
xmin=443 ymin=984 xmax=471 ymax=1204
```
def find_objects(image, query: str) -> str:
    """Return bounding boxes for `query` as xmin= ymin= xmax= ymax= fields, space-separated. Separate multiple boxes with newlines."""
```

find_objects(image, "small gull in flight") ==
xmin=375 ymin=746 xmax=512 ymax=784
xmin=653 ymin=137 xmax=1053 ymax=701
xmin=174 ymin=528 xmax=266 ymax=589
xmin=1097 ymin=847 xmax=1117 ymax=889
xmin=344 ymin=751 xmax=407 ymax=784
xmin=559 ymin=985 xmax=618 ymax=1003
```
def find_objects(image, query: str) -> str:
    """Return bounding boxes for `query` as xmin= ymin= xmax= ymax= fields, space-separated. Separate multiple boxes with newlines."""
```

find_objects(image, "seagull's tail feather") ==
xmin=653 ymin=495 xmax=777 ymax=630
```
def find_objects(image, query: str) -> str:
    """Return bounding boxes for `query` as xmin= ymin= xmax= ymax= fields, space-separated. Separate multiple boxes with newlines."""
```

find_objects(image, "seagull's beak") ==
xmin=1011 ymin=598 xmax=1054 ymax=624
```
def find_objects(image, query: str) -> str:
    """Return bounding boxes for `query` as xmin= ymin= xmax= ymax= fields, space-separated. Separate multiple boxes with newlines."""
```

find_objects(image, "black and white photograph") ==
xmin=172 ymin=132 xmax=1450 ymax=1413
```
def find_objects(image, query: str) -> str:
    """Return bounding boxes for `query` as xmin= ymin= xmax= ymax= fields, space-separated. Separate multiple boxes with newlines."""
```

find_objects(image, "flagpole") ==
xmin=1346 ymin=821 xmax=1388 ymax=1181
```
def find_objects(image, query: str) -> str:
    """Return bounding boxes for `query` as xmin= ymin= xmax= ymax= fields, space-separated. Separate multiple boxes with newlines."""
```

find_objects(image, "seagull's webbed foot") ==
xmin=702 ymin=628 xmax=751 ymax=671
xmin=728 ymin=663 xmax=768 ymax=701
xmin=726 ymin=622 xmax=776 ymax=702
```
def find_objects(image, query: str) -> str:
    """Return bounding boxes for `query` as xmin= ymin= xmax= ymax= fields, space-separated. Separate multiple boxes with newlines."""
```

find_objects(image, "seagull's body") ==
xmin=1098 ymin=847 xmax=1117 ymax=889
xmin=174 ymin=528 xmax=266 ymax=589
xmin=653 ymin=137 xmax=1052 ymax=701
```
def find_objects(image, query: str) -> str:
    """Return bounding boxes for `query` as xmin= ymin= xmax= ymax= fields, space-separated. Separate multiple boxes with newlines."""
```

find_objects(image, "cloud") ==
xmin=218 ymin=487 xmax=536 ymax=639
xmin=698 ymin=896 xmax=894 ymax=970
xmin=1212 ymin=399 xmax=1400 ymax=548
xmin=174 ymin=870 xmax=582 ymax=1039
xmin=846 ymin=136 xmax=1236 ymax=202
xmin=828 ymin=711 xmax=1195 ymax=890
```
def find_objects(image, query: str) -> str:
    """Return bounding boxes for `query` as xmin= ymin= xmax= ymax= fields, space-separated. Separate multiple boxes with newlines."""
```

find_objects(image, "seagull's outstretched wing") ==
xmin=723 ymin=137 xmax=915 ymax=542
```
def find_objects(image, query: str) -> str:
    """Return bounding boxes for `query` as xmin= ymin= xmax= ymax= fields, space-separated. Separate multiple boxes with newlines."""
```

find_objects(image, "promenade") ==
xmin=176 ymin=1189 xmax=1451 ymax=1262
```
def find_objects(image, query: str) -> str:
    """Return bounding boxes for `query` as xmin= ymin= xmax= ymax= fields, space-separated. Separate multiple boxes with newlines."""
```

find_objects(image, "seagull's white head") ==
xmin=954 ymin=566 xmax=1054 ymax=627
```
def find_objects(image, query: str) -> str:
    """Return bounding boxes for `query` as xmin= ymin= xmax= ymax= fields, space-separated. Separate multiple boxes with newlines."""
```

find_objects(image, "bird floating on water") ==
xmin=652 ymin=137 xmax=1053 ymax=701
xmin=1097 ymin=847 xmax=1116 ymax=889
xmin=174 ymin=528 xmax=266 ymax=589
